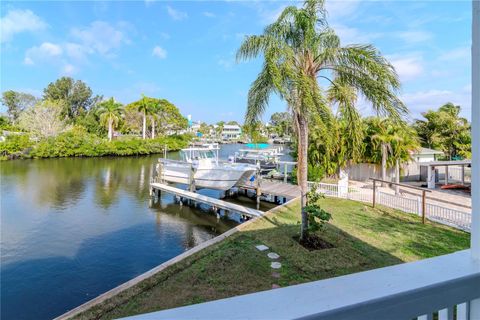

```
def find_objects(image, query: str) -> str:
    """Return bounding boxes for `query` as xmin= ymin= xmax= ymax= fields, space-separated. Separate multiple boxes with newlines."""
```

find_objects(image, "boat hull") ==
xmin=160 ymin=162 xmax=256 ymax=191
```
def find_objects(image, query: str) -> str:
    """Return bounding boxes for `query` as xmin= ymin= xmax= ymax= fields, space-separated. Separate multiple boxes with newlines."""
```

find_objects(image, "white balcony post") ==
xmin=471 ymin=0 xmax=480 ymax=261
xmin=470 ymin=1 xmax=480 ymax=319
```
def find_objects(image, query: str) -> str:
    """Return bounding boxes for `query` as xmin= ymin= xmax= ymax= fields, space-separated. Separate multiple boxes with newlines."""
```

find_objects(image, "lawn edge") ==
xmin=54 ymin=197 xmax=299 ymax=320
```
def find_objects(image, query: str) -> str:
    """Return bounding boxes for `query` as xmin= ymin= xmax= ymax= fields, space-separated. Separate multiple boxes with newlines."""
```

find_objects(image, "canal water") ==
xmin=0 ymin=144 xmax=290 ymax=320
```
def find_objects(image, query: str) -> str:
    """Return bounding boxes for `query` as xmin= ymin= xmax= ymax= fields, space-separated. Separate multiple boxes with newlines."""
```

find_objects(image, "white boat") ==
xmin=157 ymin=147 xmax=257 ymax=191
xmin=233 ymin=147 xmax=284 ymax=174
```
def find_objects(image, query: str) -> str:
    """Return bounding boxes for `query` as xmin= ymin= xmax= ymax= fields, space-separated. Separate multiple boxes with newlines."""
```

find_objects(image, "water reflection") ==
xmin=0 ymin=153 xmax=239 ymax=320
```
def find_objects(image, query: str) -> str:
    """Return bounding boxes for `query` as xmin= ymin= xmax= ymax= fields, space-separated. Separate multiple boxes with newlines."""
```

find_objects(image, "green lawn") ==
xmin=74 ymin=198 xmax=470 ymax=320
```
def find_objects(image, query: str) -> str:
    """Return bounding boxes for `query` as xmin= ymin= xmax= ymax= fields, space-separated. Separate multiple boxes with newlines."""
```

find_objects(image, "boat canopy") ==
xmin=181 ymin=148 xmax=218 ymax=163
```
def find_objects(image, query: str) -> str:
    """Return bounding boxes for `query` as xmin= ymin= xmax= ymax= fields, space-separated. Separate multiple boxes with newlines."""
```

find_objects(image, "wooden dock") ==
xmin=239 ymin=180 xmax=301 ymax=199
xmin=150 ymin=183 xmax=264 ymax=218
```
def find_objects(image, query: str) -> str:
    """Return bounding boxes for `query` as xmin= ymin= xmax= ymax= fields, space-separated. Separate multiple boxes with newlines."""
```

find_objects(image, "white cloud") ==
xmin=62 ymin=64 xmax=77 ymax=75
xmin=402 ymin=89 xmax=471 ymax=119
xmin=24 ymin=42 xmax=63 ymax=65
xmin=166 ymin=6 xmax=188 ymax=21
xmin=438 ymin=47 xmax=470 ymax=61
xmin=389 ymin=56 xmax=424 ymax=81
xmin=396 ymin=30 xmax=433 ymax=44
xmin=332 ymin=23 xmax=383 ymax=45
xmin=326 ymin=0 xmax=361 ymax=19
xmin=152 ymin=45 xmax=167 ymax=59
xmin=0 ymin=9 xmax=47 ymax=43
xmin=71 ymin=21 xmax=129 ymax=56
xmin=203 ymin=11 xmax=215 ymax=18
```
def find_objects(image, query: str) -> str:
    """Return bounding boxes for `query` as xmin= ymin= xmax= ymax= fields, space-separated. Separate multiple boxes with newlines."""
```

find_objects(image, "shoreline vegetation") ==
xmin=0 ymin=129 xmax=191 ymax=160
xmin=69 ymin=198 xmax=469 ymax=320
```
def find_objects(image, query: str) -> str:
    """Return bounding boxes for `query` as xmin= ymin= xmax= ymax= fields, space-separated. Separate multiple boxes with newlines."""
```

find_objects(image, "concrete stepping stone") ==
xmin=272 ymin=284 xmax=281 ymax=289
xmin=267 ymin=252 xmax=280 ymax=259
xmin=255 ymin=245 xmax=269 ymax=251
xmin=271 ymin=272 xmax=281 ymax=279
xmin=271 ymin=262 xmax=282 ymax=269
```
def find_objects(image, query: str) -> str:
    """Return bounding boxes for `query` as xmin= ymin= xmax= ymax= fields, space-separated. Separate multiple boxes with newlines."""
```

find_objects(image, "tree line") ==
xmin=0 ymin=77 xmax=190 ymax=159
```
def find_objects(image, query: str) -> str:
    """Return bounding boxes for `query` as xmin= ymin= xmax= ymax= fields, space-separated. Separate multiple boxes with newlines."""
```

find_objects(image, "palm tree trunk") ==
xmin=297 ymin=115 xmax=309 ymax=240
xmin=142 ymin=111 xmax=146 ymax=140
xmin=395 ymin=158 xmax=400 ymax=195
xmin=151 ymin=118 xmax=155 ymax=139
xmin=381 ymin=143 xmax=387 ymax=187
xmin=108 ymin=118 xmax=113 ymax=141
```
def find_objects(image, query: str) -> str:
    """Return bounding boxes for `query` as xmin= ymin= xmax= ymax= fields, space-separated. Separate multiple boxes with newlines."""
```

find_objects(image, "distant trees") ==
xmin=1 ymin=91 xmax=38 ymax=123
xmin=269 ymin=112 xmax=292 ymax=137
xmin=97 ymin=98 xmax=124 ymax=141
xmin=43 ymin=77 xmax=101 ymax=120
xmin=18 ymin=100 xmax=69 ymax=138
xmin=414 ymin=103 xmax=471 ymax=159
xmin=126 ymin=96 xmax=188 ymax=138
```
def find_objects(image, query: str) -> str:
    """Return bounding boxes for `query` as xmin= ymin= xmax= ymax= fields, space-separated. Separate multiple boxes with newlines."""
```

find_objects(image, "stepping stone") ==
xmin=255 ymin=245 xmax=269 ymax=251
xmin=271 ymin=272 xmax=281 ymax=279
xmin=272 ymin=284 xmax=281 ymax=289
xmin=271 ymin=262 xmax=282 ymax=269
xmin=267 ymin=252 xmax=280 ymax=259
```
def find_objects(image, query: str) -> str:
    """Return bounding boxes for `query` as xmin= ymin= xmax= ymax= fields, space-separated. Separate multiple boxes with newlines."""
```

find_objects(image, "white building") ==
xmin=411 ymin=147 xmax=444 ymax=163
xmin=221 ymin=124 xmax=242 ymax=141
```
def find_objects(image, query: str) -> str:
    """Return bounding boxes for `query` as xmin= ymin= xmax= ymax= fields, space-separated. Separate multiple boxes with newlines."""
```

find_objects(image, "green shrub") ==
xmin=20 ymin=130 xmax=191 ymax=160
xmin=0 ymin=134 xmax=34 ymax=159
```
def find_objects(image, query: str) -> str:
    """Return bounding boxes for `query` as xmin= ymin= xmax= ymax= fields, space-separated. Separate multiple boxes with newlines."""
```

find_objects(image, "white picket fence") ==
xmin=308 ymin=182 xmax=471 ymax=232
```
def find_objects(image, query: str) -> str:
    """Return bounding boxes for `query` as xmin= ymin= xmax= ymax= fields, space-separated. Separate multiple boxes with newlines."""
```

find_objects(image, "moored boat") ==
xmin=157 ymin=147 xmax=257 ymax=191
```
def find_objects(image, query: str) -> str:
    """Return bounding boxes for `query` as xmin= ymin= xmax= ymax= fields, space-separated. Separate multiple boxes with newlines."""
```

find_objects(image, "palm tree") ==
xmin=149 ymin=100 xmax=160 ymax=139
xmin=390 ymin=126 xmax=420 ymax=194
xmin=97 ymin=97 xmax=123 ymax=141
xmin=237 ymin=0 xmax=407 ymax=239
xmin=137 ymin=94 xmax=150 ymax=140
xmin=371 ymin=119 xmax=395 ymax=187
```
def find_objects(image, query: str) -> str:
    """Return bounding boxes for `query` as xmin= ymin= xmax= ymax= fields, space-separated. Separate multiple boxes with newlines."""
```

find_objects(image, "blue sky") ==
xmin=0 ymin=0 xmax=472 ymax=123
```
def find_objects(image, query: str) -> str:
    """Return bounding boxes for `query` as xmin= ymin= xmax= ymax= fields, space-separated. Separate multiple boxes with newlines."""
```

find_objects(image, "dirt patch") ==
xmin=293 ymin=234 xmax=335 ymax=251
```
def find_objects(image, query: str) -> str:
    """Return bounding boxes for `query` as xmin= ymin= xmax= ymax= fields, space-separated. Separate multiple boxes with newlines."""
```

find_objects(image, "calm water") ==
xmin=0 ymin=144 xmax=286 ymax=320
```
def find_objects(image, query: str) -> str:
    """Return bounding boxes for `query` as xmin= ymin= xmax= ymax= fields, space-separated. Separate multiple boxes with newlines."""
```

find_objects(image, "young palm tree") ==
xmin=237 ymin=0 xmax=407 ymax=239
xmin=371 ymin=119 xmax=397 ymax=187
xmin=97 ymin=97 xmax=123 ymax=141
xmin=390 ymin=126 xmax=420 ymax=194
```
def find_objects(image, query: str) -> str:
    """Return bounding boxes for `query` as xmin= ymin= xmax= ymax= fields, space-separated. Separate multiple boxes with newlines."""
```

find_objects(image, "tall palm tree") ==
xmin=149 ymin=100 xmax=160 ymax=139
xmin=137 ymin=94 xmax=150 ymax=140
xmin=97 ymin=97 xmax=123 ymax=141
xmin=237 ymin=0 xmax=407 ymax=239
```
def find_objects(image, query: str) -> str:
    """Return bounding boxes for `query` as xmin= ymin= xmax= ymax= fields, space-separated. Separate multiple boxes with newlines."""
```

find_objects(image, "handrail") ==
xmin=122 ymin=250 xmax=480 ymax=320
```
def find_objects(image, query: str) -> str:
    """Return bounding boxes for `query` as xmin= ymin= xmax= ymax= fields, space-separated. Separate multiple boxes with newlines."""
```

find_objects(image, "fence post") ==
xmin=372 ymin=180 xmax=376 ymax=208
xmin=422 ymin=190 xmax=426 ymax=224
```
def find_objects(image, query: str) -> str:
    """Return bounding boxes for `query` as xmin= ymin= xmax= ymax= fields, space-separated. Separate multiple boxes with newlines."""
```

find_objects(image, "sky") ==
xmin=0 ymin=0 xmax=473 ymax=123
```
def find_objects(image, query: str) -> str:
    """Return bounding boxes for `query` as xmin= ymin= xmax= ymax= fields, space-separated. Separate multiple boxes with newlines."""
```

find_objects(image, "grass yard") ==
xmin=74 ymin=198 xmax=470 ymax=319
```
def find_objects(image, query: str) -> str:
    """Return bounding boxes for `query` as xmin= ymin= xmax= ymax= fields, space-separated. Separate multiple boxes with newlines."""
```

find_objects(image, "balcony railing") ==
xmin=122 ymin=250 xmax=479 ymax=320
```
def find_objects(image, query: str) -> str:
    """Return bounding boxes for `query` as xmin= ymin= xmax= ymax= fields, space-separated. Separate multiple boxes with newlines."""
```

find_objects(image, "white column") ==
xmin=471 ymin=0 xmax=480 ymax=260
xmin=469 ymin=1 xmax=480 ymax=315
xmin=468 ymin=2 xmax=480 ymax=316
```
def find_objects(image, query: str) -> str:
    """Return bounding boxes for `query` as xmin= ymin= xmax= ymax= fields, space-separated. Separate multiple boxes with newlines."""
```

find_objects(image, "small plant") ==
xmin=304 ymin=184 xmax=332 ymax=232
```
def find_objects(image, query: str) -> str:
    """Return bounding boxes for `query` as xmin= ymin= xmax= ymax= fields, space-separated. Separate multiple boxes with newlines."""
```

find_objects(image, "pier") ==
xmin=150 ymin=183 xmax=264 ymax=218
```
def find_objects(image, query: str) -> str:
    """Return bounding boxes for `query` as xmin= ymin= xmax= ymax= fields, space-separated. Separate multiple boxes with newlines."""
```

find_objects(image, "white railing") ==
xmin=309 ymin=182 xmax=471 ymax=232
xmin=123 ymin=250 xmax=480 ymax=320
